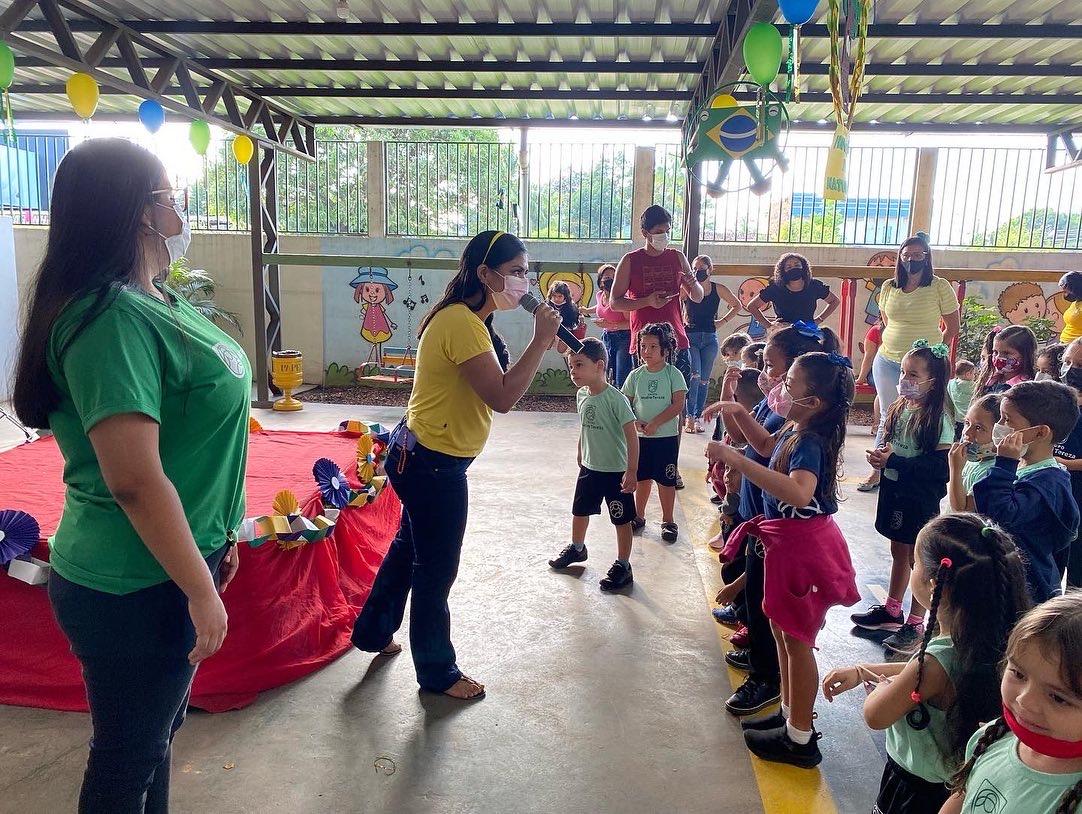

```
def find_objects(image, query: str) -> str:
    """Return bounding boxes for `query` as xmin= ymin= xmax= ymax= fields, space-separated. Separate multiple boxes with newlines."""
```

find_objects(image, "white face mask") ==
xmin=1035 ymin=371 xmax=1055 ymax=382
xmin=648 ymin=233 xmax=669 ymax=250
xmin=487 ymin=270 xmax=529 ymax=310
xmin=154 ymin=202 xmax=191 ymax=266
xmin=992 ymin=422 xmax=1038 ymax=457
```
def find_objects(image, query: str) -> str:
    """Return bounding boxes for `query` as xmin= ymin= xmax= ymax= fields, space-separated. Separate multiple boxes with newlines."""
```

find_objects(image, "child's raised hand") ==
xmin=621 ymin=470 xmax=637 ymax=494
xmin=706 ymin=440 xmax=735 ymax=464
xmin=702 ymin=400 xmax=744 ymax=423
xmin=996 ymin=429 xmax=1026 ymax=460
xmin=822 ymin=667 xmax=862 ymax=701
xmin=949 ymin=441 xmax=968 ymax=469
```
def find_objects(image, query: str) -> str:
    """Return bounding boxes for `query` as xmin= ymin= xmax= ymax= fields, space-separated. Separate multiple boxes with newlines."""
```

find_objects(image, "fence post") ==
xmin=910 ymin=147 xmax=938 ymax=237
xmin=631 ymin=146 xmax=656 ymax=233
xmin=518 ymin=127 xmax=530 ymax=234
xmin=366 ymin=140 xmax=385 ymax=239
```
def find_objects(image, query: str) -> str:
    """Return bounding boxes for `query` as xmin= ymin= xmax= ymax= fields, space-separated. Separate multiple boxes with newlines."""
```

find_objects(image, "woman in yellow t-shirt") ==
xmin=351 ymin=231 xmax=559 ymax=701
xmin=1058 ymin=271 xmax=1082 ymax=344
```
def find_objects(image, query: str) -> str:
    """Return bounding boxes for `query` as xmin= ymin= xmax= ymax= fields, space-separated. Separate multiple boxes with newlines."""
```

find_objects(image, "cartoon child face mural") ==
xmin=1047 ymin=291 xmax=1069 ymax=334
xmin=738 ymin=277 xmax=771 ymax=339
xmin=349 ymin=266 xmax=399 ymax=366
xmin=998 ymin=281 xmax=1047 ymax=326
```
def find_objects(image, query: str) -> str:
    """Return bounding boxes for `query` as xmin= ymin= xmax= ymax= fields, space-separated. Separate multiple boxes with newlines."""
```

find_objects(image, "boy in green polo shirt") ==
xmin=549 ymin=338 xmax=640 ymax=592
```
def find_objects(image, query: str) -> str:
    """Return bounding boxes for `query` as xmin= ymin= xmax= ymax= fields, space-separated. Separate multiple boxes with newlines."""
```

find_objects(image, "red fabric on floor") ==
xmin=0 ymin=431 xmax=399 ymax=712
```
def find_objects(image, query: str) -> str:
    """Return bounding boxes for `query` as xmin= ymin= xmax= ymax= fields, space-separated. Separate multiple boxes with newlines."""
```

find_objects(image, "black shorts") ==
xmin=572 ymin=467 xmax=636 ymax=526
xmin=637 ymin=435 xmax=680 ymax=487
xmin=874 ymin=756 xmax=949 ymax=814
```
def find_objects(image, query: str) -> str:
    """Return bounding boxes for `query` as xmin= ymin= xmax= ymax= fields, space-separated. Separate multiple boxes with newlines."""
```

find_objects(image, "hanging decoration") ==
xmin=65 ymin=72 xmax=99 ymax=120
xmin=138 ymin=99 xmax=165 ymax=134
xmin=0 ymin=43 xmax=15 ymax=145
xmin=778 ymin=0 xmax=822 ymax=100
xmin=742 ymin=22 xmax=784 ymax=88
xmin=823 ymin=0 xmax=872 ymax=201
xmin=232 ymin=134 xmax=254 ymax=165
xmin=189 ymin=119 xmax=211 ymax=156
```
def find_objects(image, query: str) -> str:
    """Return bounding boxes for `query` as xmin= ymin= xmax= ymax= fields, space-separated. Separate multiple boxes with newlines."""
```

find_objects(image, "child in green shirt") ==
xmin=549 ymin=338 xmax=640 ymax=592
xmin=947 ymin=359 xmax=977 ymax=440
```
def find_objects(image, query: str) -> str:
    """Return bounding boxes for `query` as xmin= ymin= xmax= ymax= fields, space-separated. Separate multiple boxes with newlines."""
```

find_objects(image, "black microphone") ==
xmin=518 ymin=292 xmax=584 ymax=353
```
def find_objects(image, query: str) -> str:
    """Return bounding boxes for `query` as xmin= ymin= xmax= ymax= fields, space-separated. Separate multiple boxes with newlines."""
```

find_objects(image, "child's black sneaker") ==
xmin=599 ymin=560 xmax=633 ymax=592
xmin=725 ymin=677 xmax=781 ymax=716
xmin=630 ymin=516 xmax=646 ymax=533
xmin=724 ymin=648 xmax=752 ymax=671
xmin=744 ymin=726 xmax=822 ymax=769
xmin=548 ymin=543 xmax=587 ymax=569
xmin=850 ymin=604 xmax=904 ymax=632
xmin=883 ymin=623 xmax=924 ymax=656
xmin=660 ymin=522 xmax=678 ymax=543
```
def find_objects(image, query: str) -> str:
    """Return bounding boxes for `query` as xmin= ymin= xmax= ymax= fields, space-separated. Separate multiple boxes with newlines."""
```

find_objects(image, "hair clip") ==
xmin=826 ymin=351 xmax=853 ymax=369
xmin=792 ymin=320 xmax=824 ymax=340
xmin=981 ymin=525 xmax=996 ymax=539
xmin=910 ymin=691 xmax=922 ymax=703
xmin=929 ymin=343 xmax=950 ymax=359
xmin=939 ymin=557 xmax=953 ymax=569
xmin=912 ymin=339 xmax=930 ymax=350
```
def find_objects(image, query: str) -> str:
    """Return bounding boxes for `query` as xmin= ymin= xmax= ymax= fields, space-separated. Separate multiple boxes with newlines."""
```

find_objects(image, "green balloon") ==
xmin=0 ymin=43 xmax=14 ymax=91
xmin=189 ymin=120 xmax=211 ymax=156
xmin=743 ymin=22 xmax=784 ymax=87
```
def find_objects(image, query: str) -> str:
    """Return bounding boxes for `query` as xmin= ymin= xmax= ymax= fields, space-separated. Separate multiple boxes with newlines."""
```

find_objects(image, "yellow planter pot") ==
xmin=271 ymin=350 xmax=304 ymax=412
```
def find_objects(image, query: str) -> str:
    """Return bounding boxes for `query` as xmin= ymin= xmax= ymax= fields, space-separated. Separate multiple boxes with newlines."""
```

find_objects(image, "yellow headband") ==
xmin=480 ymin=231 xmax=506 ymax=267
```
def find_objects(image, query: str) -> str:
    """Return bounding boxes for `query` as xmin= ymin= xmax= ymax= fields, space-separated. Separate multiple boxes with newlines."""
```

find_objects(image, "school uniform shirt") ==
xmin=959 ymin=723 xmax=1082 ymax=813
xmin=1061 ymin=299 xmax=1082 ymax=343
xmin=407 ymin=303 xmax=495 ymax=458
xmin=621 ymin=363 xmax=688 ymax=437
xmin=739 ymin=399 xmax=786 ymax=520
xmin=885 ymin=637 xmax=960 ymax=783
xmin=962 ymin=457 xmax=996 ymax=496
xmin=1053 ymin=409 xmax=1082 ymax=516
xmin=947 ymin=378 xmax=976 ymax=422
xmin=973 ymin=457 xmax=1080 ymax=602
xmin=47 ymin=284 xmax=251 ymax=595
xmin=577 ymin=384 xmax=636 ymax=473
xmin=763 ymin=427 xmax=839 ymax=519
xmin=758 ymin=279 xmax=831 ymax=324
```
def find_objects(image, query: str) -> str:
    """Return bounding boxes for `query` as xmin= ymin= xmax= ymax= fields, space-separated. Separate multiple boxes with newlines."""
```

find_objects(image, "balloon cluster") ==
xmin=741 ymin=0 xmax=819 ymax=89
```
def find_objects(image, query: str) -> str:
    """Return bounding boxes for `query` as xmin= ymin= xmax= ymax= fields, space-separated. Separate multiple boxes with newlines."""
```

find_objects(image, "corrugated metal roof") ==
xmin=4 ymin=0 xmax=1082 ymax=129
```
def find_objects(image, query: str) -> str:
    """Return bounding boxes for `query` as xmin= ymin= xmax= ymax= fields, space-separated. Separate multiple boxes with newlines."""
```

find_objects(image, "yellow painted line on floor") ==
xmin=678 ymin=460 xmax=839 ymax=814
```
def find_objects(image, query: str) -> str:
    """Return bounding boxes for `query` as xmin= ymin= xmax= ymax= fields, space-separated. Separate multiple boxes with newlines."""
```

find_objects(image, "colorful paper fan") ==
xmin=313 ymin=458 xmax=351 ymax=508
xmin=249 ymin=416 xmax=264 ymax=433
xmin=0 ymin=509 xmax=40 ymax=564
xmin=356 ymin=435 xmax=376 ymax=483
xmin=272 ymin=489 xmax=300 ymax=516
xmin=337 ymin=419 xmax=369 ymax=437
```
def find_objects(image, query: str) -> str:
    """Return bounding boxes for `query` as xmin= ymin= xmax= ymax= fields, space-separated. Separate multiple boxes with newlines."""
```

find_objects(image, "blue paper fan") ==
xmin=313 ymin=458 xmax=351 ymax=509
xmin=0 ymin=510 xmax=40 ymax=564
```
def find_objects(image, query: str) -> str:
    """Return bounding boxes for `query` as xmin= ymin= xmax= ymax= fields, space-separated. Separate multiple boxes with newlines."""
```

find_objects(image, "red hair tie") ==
xmin=911 ymin=691 xmax=922 ymax=703
xmin=939 ymin=557 xmax=953 ymax=569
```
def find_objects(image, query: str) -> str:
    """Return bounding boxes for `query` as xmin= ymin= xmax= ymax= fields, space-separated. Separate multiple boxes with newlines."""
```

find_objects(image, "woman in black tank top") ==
xmin=682 ymin=255 xmax=741 ymax=432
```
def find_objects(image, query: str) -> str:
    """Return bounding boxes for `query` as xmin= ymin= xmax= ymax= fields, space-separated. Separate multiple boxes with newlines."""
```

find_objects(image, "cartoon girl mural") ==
xmin=349 ymin=266 xmax=398 ymax=367
xmin=737 ymin=277 xmax=772 ymax=338
xmin=863 ymin=250 xmax=897 ymax=326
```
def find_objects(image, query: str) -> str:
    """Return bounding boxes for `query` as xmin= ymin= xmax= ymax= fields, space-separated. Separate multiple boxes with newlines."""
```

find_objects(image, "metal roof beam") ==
xmin=792 ymin=23 xmax=1082 ymax=39
xmin=1 ymin=0 xmax=316 ymax=160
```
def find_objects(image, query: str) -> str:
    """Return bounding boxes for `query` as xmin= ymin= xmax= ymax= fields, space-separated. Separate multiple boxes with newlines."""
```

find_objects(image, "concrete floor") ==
xmin=0 ymin=402 xmax=897 ymax=814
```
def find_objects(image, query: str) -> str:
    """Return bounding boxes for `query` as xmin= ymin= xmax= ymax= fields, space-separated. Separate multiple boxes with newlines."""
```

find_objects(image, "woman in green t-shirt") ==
xmin=12 ymin=139 xmax=249 ymax=811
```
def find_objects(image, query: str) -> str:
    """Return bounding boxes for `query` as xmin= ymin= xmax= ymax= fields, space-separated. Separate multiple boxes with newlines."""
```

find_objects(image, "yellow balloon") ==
xmin=66 ymin=72 xmax=99 ymax=119
xmin=232 ymin=134 xmax=254 ymax=165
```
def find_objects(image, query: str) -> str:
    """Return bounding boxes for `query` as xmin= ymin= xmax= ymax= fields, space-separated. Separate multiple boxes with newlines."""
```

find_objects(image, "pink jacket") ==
xmin=727 ymin=514 xmax=860 ymax=646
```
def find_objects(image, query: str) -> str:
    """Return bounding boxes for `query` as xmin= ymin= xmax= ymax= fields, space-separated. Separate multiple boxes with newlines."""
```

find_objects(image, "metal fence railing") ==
xmin=524 ymin=142 xmax=636 ymax=241
xmin=930 ymin=147 xmax=1082 ymax=249
xmin=189 ymin=141 xmax=250 ymax=231
xmin=653 ymin=144 xmax=687 ymax=243
xmin=384 ymin=140 xmax=516 ymax=237
xmin=1 ymin=132 xmax=68 ymax=225
xmin=277 ymin=140 xmax=368 ymax=235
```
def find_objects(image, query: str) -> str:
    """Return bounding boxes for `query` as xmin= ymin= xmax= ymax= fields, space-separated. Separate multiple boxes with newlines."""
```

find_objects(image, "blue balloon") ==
xmin=779 ymin=0 xmax=818 ymax=25
xmin=138 ymin=99 xmax=165 ymax=133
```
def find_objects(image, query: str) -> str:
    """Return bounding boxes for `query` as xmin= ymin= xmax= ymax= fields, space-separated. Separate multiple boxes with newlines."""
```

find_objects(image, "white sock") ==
xmin=786 ymin=721 xmax=813 ymax=745
xmin=781 ymin=703 xmax=791 ymax=719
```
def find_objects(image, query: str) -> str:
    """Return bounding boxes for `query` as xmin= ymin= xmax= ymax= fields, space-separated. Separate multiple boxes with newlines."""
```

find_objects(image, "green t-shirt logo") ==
xmin=970 ymin=779 xmax=1005 ymax=813
xmin=213 ymin=342 xmax=248 ymax=379
xmin=648 ymin=380 xmax=659 ymax=395
xmin=582 ymin=405 xmax=598 ymax=427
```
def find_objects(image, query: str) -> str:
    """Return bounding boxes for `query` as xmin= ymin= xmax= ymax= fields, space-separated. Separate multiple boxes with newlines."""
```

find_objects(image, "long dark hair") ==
xmin=419 ymin=230 xmax=525 ymax=371
xmin=908 ymin=514 xmax=1031 ymax=772
xmin=13 ymin=138 xmax=166 ymax=429
xmin=883 ymin=345 xmax=951 ymax=453
xmin=771 ymin=352 xmax=854 ymax=505
xmin=975 ymin=325 xmax=1038 ymax=396
xmin=895 ymin=233 xmax=934 ymax=289
xmin=951 ymin=594 xmax=1082 ymax=814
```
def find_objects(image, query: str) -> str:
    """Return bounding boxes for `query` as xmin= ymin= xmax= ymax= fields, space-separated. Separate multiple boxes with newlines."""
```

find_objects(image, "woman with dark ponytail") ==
xmin=943 ymin=592 xmax=1082 ymax=814
xmin=823 ymin=514 xmax=1031 ymax=813
xmin=351 ymin=230 xmax=559 ymax=700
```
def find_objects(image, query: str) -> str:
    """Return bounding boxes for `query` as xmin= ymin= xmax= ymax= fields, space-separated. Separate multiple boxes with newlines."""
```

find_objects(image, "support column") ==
xmin=249 ymin=142 xmax=282 ymax=408
xmin=517 ymin=127 xmax=530 ymax=234
xmin=683 ymin=162 xmax=702 ymax=259
xmin=366 ymin=140 xmax=385 ymax=238
xmin=909 ymin=147 xmax=938 ymax=238
xmin=631 ymin=145 xmax=656 ymax=230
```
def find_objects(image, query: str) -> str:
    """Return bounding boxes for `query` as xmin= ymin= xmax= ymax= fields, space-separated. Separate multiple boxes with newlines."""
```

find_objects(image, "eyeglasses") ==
xmin=151 ymin=188 xmax=188 ymax=211
xmin=902 ymin=251 xmax=927 ymax=261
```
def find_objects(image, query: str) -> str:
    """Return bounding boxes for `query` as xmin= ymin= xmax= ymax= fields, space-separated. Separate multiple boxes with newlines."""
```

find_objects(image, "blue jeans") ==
xmin=603 ymin=329 xmax=633 ymax=388
xmin=873 ymin=353 xmax=902 ymax=447
xmin=685 ymin=331 xmax=720 ymax=418
xmin=48 ymin=546 xmax=228 ymax=813
xmin=352 ymin=426 xmax=474 ymax=692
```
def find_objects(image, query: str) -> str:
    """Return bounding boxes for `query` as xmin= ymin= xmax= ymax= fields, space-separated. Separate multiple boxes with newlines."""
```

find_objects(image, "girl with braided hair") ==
xmin=942 ymin=592 xmax=1082 ymax=814
xmin=823 ymin=514 xmax=1031 ymax=813
xmin=707 ymin=349 xmax=860 ymax=767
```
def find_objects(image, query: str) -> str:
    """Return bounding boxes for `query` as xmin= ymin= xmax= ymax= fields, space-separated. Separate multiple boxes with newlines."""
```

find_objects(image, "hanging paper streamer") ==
xmin=231 ymin=134 xmax=254 ymax=164
xmin=824 ymin=0 xmax=871 ymax=201
xmin=189 ymin=120 xmax=211 ymax=156
xmin=138 ymin=99 xmax=165 ymax=134
xmin=65 ymin=72 xmax=99 ymax=120
xmin=0 ymin=43 xmax=14 ymax=145
xmin=779 ymin=0 xmax=817 ymax=102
